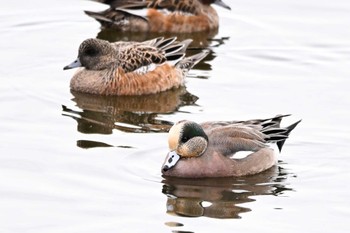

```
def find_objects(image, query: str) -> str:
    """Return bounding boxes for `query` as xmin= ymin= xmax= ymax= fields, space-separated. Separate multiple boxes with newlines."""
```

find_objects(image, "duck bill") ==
xmin=162 ymin=151 xmax=181 ymax=172
xmin=214 ymin=0 xmax=231 ymax=10
xmin=63 ymin=58 xmax=82 ymax=70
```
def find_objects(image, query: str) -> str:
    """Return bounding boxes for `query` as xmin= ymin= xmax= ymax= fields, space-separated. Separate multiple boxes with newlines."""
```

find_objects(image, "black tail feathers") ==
xmin=276 ymin=119 xmax=302 ymax=152
xmin=259 ymin=115 xmax=301 ymax=152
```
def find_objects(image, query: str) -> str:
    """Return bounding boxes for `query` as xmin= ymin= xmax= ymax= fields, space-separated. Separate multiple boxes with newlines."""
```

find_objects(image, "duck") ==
xmin=85 ymin=0 xmax=231 ymax=33
xmin=162 ymin=114 xmax=301 ymax=178
xmin=63 ymin=37 xmax=209 ymax=95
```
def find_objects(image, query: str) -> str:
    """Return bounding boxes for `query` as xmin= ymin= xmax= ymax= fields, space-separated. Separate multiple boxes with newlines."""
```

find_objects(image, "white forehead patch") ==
xmin=162 ymin=151 xmax=181 ymax=172
xmin=168 ymin=122 xmax=184 ymax=150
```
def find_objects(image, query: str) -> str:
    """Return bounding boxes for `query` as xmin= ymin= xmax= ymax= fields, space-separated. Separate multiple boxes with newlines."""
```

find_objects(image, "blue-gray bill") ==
xmin=214 ymin=0 xmax=231 ymax=10
xmin=63 ymin=58 xmax=82 ymax=70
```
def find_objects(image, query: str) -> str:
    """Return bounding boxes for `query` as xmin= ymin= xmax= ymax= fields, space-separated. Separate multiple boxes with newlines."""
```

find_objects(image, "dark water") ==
xmin=1 ymin=0 xmax=350 ymax=232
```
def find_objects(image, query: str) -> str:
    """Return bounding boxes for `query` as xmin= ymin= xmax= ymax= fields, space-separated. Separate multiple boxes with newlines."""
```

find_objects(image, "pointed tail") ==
xmin=276 ymin=119 xmax=302 ymax=152
xmin=260 ymin=115 xmax=301 ymax=152
xmin=176 ymin=50 xmax=210 ymax=74
xmin=85 ymin=10 xmax=114 ymax=24
xmin=85 ymin=8 xmax=148 ymax=29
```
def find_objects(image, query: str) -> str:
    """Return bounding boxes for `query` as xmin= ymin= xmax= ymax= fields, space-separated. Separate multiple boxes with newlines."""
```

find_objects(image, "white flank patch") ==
xmin=134 ymin=64 xmax=157 ymax=74
xmin=233 ymin=151 xmax=254 ymax=159
xmin=161 ymin=9 xmax=194 ymax=16
xmin=121 ymin=8 xmax=148 ymax=18
xmin=201 ymin=201 xmax=212 ymax=208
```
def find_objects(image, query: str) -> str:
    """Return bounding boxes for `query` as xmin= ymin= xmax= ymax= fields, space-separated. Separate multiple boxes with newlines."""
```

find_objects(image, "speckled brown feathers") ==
xmin=117 ymin=44 xmax=166 ymax=72
xmin=107 ymin=63 xmax=183 ymax=95
xmin=64 ymin=37 xmax=209 ymax=95
xmin=85 ymin=0 xmax=231 ymax=33
xmin=93 ymin=0 xmax=228 ymax=14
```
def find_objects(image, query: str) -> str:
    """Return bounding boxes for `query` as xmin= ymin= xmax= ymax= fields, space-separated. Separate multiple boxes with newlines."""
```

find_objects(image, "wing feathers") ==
xmin=115 ymin=37 xmax=193 ymax=73
xmin=206 ymin=115 xmax=301 ymax=156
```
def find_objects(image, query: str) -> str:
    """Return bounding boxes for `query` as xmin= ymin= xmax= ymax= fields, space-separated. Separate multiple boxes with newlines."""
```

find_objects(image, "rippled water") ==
xmin=1 ymin=0 xmax=350 ymax=232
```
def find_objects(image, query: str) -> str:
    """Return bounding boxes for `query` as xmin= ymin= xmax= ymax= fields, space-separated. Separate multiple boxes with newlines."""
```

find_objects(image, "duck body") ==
xmin=86 ymin=0 xmax=231 ymax=33
xmin=64 ymin=37 xmax=209 ymax=95
xmin=162 ymin=115 xmax=301 ymax=178
xmin=69 ymin=60 xmax=183 ymax=95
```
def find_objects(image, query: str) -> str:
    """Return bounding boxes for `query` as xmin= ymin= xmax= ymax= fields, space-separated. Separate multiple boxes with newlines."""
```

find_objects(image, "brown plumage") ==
xmin=85 ymin=0 xmax=231 ymax=33
xmin=63 ymin=37 xmax=209 ymax=95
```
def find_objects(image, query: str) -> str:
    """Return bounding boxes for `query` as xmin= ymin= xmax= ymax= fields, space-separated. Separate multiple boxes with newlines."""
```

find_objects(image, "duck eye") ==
xmin=84 ymin=48 xmax=98 ymax=56
xmin=181 ymin=136 xmax=188 ymax=143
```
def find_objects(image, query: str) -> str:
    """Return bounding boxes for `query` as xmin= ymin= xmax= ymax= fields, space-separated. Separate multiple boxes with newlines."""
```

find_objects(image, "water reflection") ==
xmin=62 ymin=87 xmax=198 ymax=136
xmin=76 ymin=140 xmax=114 ymax=148
xmin=162 ymin=165 xmax=293 ymax=219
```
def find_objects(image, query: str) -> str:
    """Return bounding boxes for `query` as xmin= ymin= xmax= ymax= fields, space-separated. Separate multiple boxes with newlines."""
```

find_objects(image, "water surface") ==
xmin=1 ymin=0 xmax=350 ymax=232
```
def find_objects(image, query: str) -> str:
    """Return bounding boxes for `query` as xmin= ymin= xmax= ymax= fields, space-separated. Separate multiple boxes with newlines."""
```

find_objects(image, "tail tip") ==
xmin=277 ymin=118 xmax=302 ymax=152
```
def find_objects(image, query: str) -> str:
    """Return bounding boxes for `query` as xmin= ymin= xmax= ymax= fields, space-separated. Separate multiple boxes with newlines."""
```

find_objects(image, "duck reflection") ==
xmin=62 ymin=87 xmax=198 ymax=135
xmin=162 ymin=165 xmax=293 ymax=219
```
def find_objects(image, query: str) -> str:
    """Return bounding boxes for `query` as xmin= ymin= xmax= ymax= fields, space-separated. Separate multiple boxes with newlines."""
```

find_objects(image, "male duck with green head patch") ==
xmin=162 ymin=115 xmax=301 ymax=178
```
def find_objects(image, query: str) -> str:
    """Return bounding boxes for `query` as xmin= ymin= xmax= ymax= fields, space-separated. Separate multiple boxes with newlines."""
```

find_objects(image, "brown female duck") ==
xmin=63 ymin=37 xmax=208 ymax=95
xmin=85 ymin=0 xmax=231 ymax=33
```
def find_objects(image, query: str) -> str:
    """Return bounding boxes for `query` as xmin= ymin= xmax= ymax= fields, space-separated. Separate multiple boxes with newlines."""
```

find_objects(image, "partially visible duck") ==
xmin=85 ymin=0 xmax=231 ymax=33
xmin=162 ymin=114 xmax=301 ymax=178
xmin=64 ymin=37 xmax=209 ymax=95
